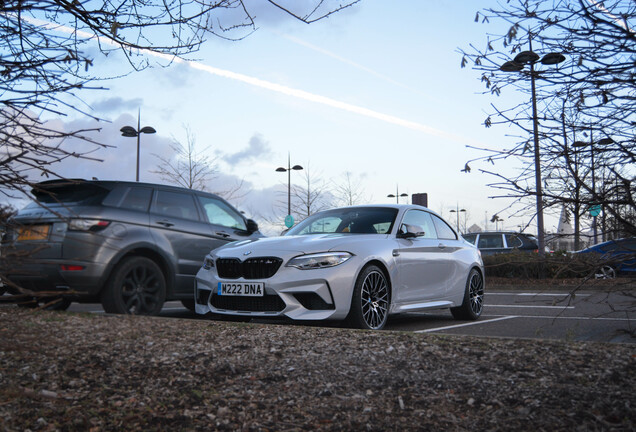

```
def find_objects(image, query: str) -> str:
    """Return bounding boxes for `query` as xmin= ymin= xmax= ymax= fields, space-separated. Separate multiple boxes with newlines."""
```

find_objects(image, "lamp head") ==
xmin=120 ymin=126 xmax=138 ymax=137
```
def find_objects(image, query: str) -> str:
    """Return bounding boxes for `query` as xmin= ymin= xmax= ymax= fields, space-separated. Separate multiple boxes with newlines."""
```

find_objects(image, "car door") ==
xmin=394 ymin=209 xmax=452 ymax=303
xmin=150 ymin=189 xmax=228 ymax=294
xmin=477 ymin=233 xmax=506 ymax=255
xmin=195 ymin=194 xmax=249 ymax=241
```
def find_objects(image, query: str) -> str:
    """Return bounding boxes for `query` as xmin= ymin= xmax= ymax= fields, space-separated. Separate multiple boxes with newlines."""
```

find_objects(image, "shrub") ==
xmin=483 ymin=252 xmax=600 ymax=279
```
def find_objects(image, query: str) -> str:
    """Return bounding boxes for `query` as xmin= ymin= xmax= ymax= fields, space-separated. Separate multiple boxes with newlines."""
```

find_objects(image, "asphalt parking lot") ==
xmin=52 ymin=288 xmax=635 ymax=344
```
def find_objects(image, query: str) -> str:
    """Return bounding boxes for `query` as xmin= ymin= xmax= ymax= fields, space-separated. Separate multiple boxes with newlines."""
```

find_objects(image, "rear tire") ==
xmin=41 ymin=297 xmax=72 ymax=311
xmin=451 ymin=268 xmax=484 ymax=320
xmin=102 ymin=257 xmax=166 ymax=315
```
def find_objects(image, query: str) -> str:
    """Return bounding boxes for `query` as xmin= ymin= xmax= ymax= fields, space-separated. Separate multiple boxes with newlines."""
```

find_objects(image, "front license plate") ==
xmin=217 ymin=282 xmax=264 ymax=297
xmin=17 ymin=225 xmax=50 ymax=241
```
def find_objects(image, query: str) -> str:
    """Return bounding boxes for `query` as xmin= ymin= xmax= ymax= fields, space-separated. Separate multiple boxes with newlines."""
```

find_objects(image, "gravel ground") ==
xmin=0 ymin=304 xmax=634 ymax=431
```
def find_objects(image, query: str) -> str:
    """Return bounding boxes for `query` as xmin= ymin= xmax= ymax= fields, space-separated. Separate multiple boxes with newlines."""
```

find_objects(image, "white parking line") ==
xmin=504 ymin=314 xmax=634 ymax=322
xmin=415 ymin=316 xmax=517 ymax=333
xmin=488 ymin=292 xmax=590 ymax=297
xmin=487 ymin=305 xmax=575 ymax=309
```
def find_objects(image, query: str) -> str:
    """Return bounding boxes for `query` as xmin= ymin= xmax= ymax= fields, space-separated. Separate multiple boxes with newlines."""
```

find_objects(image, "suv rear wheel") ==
xmin=102 ymin=256 xmax=166 ymax=315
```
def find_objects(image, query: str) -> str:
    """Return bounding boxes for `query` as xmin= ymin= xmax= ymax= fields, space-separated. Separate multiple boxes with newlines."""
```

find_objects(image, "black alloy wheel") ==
xmin=348 ymin=265 xmax=390 ymax=330
xmin=102 ymin=256 xmax=166 ymax=315
xmin=451 ymin=268 xmax=484 ymax=320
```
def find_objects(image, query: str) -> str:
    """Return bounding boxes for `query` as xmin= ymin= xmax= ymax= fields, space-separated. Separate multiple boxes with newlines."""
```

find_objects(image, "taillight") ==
xmin=68 ymin=219 xmax=110 ymax=232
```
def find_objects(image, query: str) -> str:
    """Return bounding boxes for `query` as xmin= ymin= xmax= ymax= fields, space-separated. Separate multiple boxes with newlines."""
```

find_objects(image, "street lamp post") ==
xmin=276 ymin=154 xmax=303 ymax=224
xmin=500 ymin=41 xmax=565 ymax=257
xmin=573 ymin=132 xmax=613 ymax=245
xmin=450 ymin=204 xmax=466 ymax=233
xmin=387 ymin=185 xmax=408 ymax=204
xmin=120 ymin=109 xmax=156 ymax=182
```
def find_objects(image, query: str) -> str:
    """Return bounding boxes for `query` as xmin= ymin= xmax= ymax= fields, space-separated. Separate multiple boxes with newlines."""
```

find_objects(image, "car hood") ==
xmin=212 ymin=233 xmax=386 ymax=258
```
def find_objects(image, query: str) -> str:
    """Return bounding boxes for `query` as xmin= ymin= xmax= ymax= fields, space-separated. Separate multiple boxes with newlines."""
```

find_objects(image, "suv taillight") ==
xmin=68 ymin=219 xmax=110 ymax=232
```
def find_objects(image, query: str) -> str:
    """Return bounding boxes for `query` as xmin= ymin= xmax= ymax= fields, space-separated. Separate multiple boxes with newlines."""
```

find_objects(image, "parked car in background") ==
xmin=574 ymin=238 xmax=636 ymax=278
xmin=462 ymin=231 xmax=539 ymax=256
xmin=0 ymin=179 xmax=262 ymax=314
xmin=195 ymin=205 xmax=485 ymax=330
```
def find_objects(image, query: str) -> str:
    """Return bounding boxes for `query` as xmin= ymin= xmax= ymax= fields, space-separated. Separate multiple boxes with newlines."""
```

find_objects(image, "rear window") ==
xmin=29 ymin=183 xmax=109 ymax=206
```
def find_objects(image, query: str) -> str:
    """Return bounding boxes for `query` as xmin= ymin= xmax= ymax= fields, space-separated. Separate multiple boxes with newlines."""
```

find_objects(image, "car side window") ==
xmin=463 ymin=234 xmax=477 ymax=244
xmin=432 ymin=215 xmax=457 ymax=240
xmin=120 ymin=187 xmax=152 ymax=212
xmin=152 ymin=190 xmax=200 ymax=221
xmin=478 ymin=233 xmax=504 ymax=249
xmin=400 ymin=210 xmax=436 ymax=239
xmin=505 ymin=234 xmax=522 ymax=248
xmin=197 ymin=196 xmax=247 ymax=231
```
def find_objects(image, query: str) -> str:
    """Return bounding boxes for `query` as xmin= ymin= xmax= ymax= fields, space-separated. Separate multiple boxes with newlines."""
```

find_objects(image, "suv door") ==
xmin=149 ymin=189 xmax=232 ymax=295
xmin=477 ymin=233 xmax=506 ymax=255
xmin=195 ymin=194 xmax=249 ymax=237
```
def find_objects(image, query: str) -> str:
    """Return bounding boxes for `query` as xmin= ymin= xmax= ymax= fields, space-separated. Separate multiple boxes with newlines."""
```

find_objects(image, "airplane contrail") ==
xmin=23 ymin=15 xmax=476 ymax=145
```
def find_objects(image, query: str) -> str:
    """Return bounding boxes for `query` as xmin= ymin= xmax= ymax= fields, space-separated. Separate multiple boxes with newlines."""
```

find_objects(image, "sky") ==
xmin=11 ymin=0 xmax=568 ymax=235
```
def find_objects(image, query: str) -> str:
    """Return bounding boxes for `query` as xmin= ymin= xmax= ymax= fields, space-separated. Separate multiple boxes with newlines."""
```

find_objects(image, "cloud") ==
xmin=91 ymin=97 xmax=144 ymax=115
xmin=222 ymin=134 xmax=273 ymax=166
xmin=27 ymin=14 xmax=475 ymax=145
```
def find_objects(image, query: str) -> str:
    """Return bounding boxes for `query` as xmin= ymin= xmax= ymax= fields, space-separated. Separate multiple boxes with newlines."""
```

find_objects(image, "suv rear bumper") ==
xmin=5 ymin=259 xmax=107 ymax=296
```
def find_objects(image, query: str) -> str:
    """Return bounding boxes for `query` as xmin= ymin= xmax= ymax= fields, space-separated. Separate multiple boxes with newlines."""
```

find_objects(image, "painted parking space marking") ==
xmin=415 ymin=315 xmax=517 ymax=333
xmin=488 ymin=292 xmax=591 ymax=297
xmin=486 ymin=305 xmax=575 ymax=309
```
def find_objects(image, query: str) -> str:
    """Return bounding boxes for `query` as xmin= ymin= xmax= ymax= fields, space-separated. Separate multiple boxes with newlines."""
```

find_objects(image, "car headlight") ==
xmin=202 ymin=256 xmax=215 ymax=270
xmin=286 ymin=252 xmax=353 ymax=270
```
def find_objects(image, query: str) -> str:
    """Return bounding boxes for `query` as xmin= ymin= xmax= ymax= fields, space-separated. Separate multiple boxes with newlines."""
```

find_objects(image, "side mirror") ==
xmin=246 ymin=219 xmax=259 ymax=234
xmin=397 ymin=223 xmax=425 ymax=239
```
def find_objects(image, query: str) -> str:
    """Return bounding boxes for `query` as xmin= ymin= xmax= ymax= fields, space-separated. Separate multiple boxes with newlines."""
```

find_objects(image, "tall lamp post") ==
xmin=450 ymin=204 xmax=466 ymax=233
xmin=120 ymin=109 xmax=156 ymax=182
xmin=276 ymin=154 xmax=303 ymax=227
xmin=500 ymin=41 xmax=565 ymax=257
xmin=387 ymin=185 xmax=408 ymax=204
xmin=573 ymin=133 xmax=613 ymax=245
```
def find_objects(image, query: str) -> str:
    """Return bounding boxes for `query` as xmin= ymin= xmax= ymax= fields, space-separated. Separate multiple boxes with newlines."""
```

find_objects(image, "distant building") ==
xmin=467 ymin=224 xmax=482 ymax=233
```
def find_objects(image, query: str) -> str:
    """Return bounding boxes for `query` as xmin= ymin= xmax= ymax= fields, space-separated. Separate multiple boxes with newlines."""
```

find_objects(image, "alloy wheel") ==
xmin=360 ymin=270 xmax=389 ymax=329
xmin=468 ymin=271 xmax=484 ymax=316
xmin=120 ymin=265 xmax=162 ymax=314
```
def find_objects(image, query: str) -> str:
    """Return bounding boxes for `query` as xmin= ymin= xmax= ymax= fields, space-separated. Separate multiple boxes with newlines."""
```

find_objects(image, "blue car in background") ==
xmin=576 ymin=238 xmax=636 ymax=278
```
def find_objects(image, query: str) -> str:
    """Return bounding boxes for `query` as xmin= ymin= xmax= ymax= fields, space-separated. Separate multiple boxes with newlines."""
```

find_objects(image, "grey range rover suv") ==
xmin=1 ymin=179 xmax=262 ymax=314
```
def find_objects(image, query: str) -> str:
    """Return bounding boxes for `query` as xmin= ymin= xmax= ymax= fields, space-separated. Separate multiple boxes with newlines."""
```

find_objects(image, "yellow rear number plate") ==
xmin=17 ymin=225 xmax=50 ymax=241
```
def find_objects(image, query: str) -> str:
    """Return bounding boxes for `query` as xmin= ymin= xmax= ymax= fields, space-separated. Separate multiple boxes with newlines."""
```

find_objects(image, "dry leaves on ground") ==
xmin=0 ymin=308 xmax=634 ymax=431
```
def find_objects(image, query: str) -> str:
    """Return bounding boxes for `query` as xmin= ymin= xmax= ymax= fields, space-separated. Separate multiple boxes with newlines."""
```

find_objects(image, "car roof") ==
xmin=33 ymin=178 xmax=224 ymax=199
xmin=319 ymin=204 xmax=445 ymax=219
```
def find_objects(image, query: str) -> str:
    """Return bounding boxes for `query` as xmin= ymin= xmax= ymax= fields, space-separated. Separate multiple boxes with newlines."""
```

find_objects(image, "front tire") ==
xmin=102 ymin=257 xmax=166 ymax=315
xmin=347 ymin=265 xmax=390 ymax=330
xmin=451 ymin=268 xmax=484 ymax=320
xmin=595 ymin=265 xmax=616 ymax=279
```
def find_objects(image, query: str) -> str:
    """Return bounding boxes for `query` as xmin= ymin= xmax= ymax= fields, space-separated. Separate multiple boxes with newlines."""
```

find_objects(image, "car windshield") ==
xmin=285 ymin=207 xmax=399 ymax=236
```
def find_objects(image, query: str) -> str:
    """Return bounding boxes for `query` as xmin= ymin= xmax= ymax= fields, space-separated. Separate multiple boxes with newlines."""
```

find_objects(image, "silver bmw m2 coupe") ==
xmin=194 ymin=205 xmax=484 ymax=330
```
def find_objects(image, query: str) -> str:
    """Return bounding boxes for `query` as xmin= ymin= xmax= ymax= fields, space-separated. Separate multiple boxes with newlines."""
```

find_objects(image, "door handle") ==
xmin=216 ymin=231 xmax=231 ymax=238
xmin=438 ymin=243 xmax=446 ymax=249
xmin=156 ymin=220 xmax=174 ymax=227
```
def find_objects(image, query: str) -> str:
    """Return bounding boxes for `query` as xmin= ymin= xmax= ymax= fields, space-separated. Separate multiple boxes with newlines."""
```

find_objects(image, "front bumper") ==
xmin=194 ymin=265 xmax=356 ymax=321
